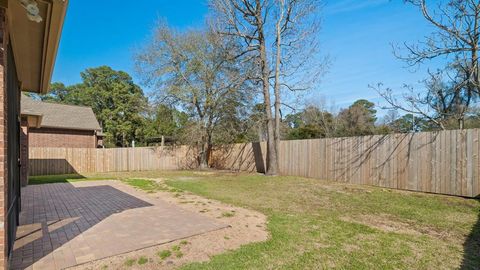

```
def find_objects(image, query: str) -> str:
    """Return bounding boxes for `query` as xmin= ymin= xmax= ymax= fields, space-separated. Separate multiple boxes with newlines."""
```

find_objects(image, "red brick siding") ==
xmin=0 ymin=9 xmax=7 ymax=269
xmin=29 ymin=128 xmax=97 ymax=148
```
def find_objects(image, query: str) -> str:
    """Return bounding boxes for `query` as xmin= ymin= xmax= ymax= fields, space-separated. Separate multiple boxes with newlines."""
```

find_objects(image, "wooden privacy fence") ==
xmin=30 ymin=129 xmax=480 ymax=197
xmin=211 ymin=129 xmax=480 ymax=197
xmin=29 ymin=146 xmax=197 ymax=176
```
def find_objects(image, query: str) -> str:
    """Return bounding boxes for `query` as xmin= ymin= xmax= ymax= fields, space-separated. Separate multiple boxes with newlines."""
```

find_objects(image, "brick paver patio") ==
xmin=10 ymin=181 xmax=228 ymax=270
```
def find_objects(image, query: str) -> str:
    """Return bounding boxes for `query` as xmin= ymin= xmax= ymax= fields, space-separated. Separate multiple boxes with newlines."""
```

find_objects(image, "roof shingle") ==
xmin=21 ymin=94 xmax=102 ymax=131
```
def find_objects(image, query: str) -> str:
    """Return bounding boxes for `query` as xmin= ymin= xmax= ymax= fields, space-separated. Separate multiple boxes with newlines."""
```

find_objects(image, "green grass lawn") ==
xmin=28 ymin=174 xmax=117 ymax=185
xmin=28 ymin=170 xmax=202 ymax=185
xmin=29 ymin=171 xmax=480 ymax=269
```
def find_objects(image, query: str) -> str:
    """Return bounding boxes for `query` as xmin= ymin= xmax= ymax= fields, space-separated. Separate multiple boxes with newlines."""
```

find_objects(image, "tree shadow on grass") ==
xmin=460 ymin=198 xmax=480 ymax=270
xmin=28 ymin=174 xmax=87 ymax=185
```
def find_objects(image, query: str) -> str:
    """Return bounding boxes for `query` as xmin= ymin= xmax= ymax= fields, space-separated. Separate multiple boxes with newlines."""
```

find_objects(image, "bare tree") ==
xmin=135 ymin=23 xmax=252 ymax=168
xmin=302 ymin=98 xmax=339 ymax=138
xmin=210 ymin=0 xmax=324 ymax=175
xmin=376 ymin=65 xmax=474 ymax=130
xmin=379 ymin=0 xmax=480 ymax=129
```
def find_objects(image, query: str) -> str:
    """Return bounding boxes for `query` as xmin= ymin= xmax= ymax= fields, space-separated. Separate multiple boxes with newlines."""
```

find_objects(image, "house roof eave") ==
xmin=7 ymin=0 xmax=68 ymax=94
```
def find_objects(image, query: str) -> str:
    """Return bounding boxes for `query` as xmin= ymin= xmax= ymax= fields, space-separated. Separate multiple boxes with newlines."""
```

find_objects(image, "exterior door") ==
xmin=6 ymin=42 xmax=21 ymax=257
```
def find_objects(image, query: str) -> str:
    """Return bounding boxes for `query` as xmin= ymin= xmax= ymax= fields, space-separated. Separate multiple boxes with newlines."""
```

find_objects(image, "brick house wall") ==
xmin=29 ymin=128 xmax=97 ymax=148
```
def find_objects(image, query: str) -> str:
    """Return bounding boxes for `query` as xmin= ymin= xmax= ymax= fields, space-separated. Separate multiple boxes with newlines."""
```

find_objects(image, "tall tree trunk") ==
xmin=256 ymin=1 xmax=278 ymax=175
xmin=199 ymin=135 xmax=211 ymax=169
xmin=473 ymin=10 xmax=480 ymax=92
xmin=273 ymin=0 xmax=284 ymax=170
xmin=199 ymin=143 xmax=210 ymax=169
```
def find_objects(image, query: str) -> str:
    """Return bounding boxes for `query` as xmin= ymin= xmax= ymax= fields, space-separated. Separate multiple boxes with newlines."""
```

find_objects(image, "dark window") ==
xmin=6 ymin=42 xmax=21 ymax=257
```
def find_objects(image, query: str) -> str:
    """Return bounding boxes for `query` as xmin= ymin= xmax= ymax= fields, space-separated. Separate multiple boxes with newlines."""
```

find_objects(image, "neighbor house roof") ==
xmin=21 ymin=94 xmax=102 ymax=131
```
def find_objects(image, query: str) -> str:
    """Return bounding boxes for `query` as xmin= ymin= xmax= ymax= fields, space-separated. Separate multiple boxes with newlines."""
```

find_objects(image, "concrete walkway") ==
xmin=10 ymin=181 xmax=227 ymax=270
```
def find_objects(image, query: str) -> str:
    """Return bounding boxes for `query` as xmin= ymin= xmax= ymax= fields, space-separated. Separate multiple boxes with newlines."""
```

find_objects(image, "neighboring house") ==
xmin=0 ymin=0 xmax=68 ymax=268
xmin=21 ymin=94 xmax=104 ymax=148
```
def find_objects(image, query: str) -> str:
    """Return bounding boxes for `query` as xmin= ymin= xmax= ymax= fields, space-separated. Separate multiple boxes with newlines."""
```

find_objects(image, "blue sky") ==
xmin=52 ymin=0 xmax=440 ymax=113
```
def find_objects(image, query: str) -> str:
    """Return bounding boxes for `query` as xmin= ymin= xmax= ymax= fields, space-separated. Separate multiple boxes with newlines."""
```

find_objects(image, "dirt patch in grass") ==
xmin=192 ymin=171 xmax=216 ymax=176
xmin=72 ymin=178 xmax=268 ymax=270
xmin=341 ymin=214 xmax=451 ymax=240
xmin=175 ymin=177 xmax=199 ymax=181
